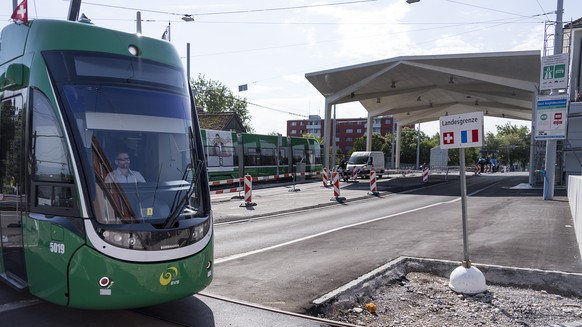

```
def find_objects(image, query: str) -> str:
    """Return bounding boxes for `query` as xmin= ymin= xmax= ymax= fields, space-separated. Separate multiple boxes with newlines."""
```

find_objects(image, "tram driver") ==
xmin=105 ymin=151 xmax=146 ymax=183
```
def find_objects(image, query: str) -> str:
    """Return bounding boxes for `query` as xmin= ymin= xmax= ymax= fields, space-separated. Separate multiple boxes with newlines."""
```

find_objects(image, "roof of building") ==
xmin=305 ymin=50 xmax=540 ymax=127
xmin=198 ymin=112 xmax=246 ymax=133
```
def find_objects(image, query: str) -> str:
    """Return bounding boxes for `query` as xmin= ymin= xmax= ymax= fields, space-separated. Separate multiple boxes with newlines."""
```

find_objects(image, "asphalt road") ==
xmin=207 ymin=174 xmax=581 ymax=313
xmin=0 ymin=173 xmax=579 ymax=326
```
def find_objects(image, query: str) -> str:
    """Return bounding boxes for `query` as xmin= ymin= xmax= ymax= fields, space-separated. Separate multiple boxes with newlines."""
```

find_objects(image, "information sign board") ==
xmin=439 ymin=112 xmax=484 ymax=149
xmin=540 ymin=53 xmax=569 ymax=91
xmin=534 ymin=95 xmax=568 ymax=140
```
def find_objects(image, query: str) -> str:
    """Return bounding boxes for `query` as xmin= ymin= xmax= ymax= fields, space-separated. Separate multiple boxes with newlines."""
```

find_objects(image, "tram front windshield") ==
xmin=46 ymin=51 xmax=206 ymax=229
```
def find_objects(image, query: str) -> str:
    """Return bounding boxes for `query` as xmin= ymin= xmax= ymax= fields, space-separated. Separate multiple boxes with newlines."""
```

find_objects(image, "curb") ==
xmin=312 ymin=256 xmax=582 ymax=323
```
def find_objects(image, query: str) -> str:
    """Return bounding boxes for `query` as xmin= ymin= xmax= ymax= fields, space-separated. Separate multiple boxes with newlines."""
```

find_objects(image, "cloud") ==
xmin=307 ymin=2 xmax=413 ymax=60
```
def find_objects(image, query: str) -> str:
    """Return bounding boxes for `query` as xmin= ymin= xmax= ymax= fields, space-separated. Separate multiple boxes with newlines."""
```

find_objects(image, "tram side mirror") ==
xmin=0 ymin=63 xmax=29 ymax=91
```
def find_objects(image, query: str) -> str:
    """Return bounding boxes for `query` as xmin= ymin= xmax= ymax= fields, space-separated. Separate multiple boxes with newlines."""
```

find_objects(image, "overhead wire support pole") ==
xmin=543 ymin=0 xmax=564 ymax=200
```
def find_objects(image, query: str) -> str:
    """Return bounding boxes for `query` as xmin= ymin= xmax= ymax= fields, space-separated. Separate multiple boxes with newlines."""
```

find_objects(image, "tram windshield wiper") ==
xmin=162 ymin=127 xmax=201 ymax=229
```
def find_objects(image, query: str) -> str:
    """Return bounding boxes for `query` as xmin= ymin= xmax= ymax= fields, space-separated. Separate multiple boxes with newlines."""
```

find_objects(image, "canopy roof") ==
xmin=306 ymin=50 xmax=541 ymax=126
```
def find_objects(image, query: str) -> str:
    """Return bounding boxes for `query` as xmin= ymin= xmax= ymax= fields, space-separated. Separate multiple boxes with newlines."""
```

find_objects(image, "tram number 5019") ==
xmin=50 ymin=242 xmax=65 ymax=254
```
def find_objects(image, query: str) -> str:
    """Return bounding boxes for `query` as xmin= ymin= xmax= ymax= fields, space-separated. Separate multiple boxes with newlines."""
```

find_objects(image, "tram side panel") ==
xmin=24 ymin=215 xmax=85 ymax=306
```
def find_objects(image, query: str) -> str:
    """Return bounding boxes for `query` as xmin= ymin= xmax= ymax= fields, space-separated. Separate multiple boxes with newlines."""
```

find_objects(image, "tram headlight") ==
xmin=99 ymin=229 xmax=145 ymax=250
xmin=193 ymin=224 xmax=205 ymax=242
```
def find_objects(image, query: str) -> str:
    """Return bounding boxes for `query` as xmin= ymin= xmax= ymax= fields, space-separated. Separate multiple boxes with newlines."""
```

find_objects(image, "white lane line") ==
xmin=215 ymin=198 xmax=457 ymax=264
xmin=214 ymin=177 xmax=503 ymax=265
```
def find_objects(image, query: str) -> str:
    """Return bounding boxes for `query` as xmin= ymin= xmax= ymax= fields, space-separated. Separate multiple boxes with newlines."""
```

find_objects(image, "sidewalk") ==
xmin=211 ymin=173 xmax=450 ymax=223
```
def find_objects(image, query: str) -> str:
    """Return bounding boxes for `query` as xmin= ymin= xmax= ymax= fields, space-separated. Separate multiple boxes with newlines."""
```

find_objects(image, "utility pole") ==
xmin=543 ymin=0 xmax=564 ymax=200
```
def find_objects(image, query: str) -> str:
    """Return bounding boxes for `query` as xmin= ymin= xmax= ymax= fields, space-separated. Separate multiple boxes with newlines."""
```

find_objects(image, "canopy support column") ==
xmin=395 ymin=123 xmax=402 ymax=169
xmin=323 ymin=99 xmax=333 ymax=170
xmin=366 ymin=115 xmax=373 ymax=151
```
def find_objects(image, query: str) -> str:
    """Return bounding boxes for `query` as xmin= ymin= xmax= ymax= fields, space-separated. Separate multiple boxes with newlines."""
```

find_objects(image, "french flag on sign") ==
xmin=461 ymin=129 xmax=479 ymax=143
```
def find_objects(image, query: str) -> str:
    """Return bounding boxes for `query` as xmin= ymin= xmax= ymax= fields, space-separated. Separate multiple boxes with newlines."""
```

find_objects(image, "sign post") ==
xmin=439 ymin=112 xmax=487 ymax=295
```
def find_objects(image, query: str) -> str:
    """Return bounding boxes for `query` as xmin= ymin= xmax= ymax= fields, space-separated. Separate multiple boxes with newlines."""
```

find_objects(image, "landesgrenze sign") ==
xmin=439 ymin=112 xmax=484 ymax=149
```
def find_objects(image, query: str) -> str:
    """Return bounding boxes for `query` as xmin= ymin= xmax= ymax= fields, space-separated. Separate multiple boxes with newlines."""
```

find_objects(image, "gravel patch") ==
xmin=320 ymin=272 xmax=582 ymax=326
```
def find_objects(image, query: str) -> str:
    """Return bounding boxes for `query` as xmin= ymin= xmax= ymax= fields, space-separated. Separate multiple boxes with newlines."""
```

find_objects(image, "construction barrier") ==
xmin=330 ymin=172 xmax=346 ymax=202
xmin=368 ymin=170 xmax=379 ymax=196
xmin=240 ymin=174 xmax=257 ymax=207
xmin=423 ymin=167 xmax=429 ymax=183
xmin=352 ymin=168 xmax=358 ymax=181
xmin=210 ymin=187 xmax=243 ymax=196
xmin=322 ymin=167 xmax=330 ymax=187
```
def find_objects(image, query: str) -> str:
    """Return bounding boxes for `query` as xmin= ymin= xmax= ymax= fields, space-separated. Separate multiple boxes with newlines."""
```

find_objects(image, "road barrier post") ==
xmin=423 ymin=166 xmax=429 ymax=183
xmin=322 ymin=167 xmax=330 ymax=187
xmin=330 ymin=172 xmax=345 ymax=202
xmin=368 ymin=170 xmax=379 ymax=196
xmin=240 ymin=174 xmax=257 ymax=207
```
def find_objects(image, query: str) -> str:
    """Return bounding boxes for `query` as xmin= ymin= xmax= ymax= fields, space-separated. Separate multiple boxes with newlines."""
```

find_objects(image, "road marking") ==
xmin=215 ymin=178 xmax=503 ymax=265
xmin=215 ymin=199 xmax=456 ymax=264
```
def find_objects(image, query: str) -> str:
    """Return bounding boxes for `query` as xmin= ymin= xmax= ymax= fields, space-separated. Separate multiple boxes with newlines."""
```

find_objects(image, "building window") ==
xmin=346 ymin=129 xmax=353 ymax=133
xmin=291 ymin=130 xmax=297 ymax=134
xmin=291 ymin=122 xmax=297 ymax=126
xmin=357 ymin=129 xmax=362 ymax=133
xmin=346 ymin=137 xmax=353 ymax=142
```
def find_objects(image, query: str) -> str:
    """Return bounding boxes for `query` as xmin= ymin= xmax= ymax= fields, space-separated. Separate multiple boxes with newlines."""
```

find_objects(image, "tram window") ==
xmin=36 ymin=185 xmax=74 ymax=208
xmin=244 ymin=147 xmax=260 ymax=166
xmin=31 ymin=89 xmax=73 ymax=183
xmin=305 ymin=150 xmax=314 ymax=165
xmin=261 ymin=148 xmax=276 ymax=166
xmin=0 ymin=96 xmax=24 ymax=197
xmin=30 ymin=89 xmax=77 ymax=215
xmin=293 ymin=149 xmax=305 ymax=163
xmin=279 ymin=148 xmax=288 ymax=165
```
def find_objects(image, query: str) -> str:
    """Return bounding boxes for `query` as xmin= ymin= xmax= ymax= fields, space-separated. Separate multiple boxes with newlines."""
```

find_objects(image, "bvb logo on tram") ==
xmin=159 ymin=266 xmax=180 ymax=286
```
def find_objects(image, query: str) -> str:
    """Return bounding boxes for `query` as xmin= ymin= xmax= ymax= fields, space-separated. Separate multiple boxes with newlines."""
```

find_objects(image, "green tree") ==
xmin=351 ymin=133 xmax=387 ymax=154
xmin=302 ymin=133 xmax=324 ymax=145
xmin=191 ymin=74 xmax=253 ymax=132
xmin=494 ymin=122 xmax=531 ymax=169
xmin=397 ymin=127 xmax=435 ymax=165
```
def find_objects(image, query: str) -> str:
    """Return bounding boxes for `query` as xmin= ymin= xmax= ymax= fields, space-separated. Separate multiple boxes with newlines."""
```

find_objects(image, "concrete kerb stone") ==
xmin=311 ymin=256 xmax=582 ymax=315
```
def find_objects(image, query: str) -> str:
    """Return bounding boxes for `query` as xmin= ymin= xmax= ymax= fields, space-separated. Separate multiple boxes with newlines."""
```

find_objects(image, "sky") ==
xmin=2 ymin=0 xmax=582 ymax=137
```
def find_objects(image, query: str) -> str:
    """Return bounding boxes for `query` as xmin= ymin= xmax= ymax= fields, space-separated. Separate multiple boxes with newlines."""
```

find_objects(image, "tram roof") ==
xmin=305 ymin=50 xmax=541 ymax=126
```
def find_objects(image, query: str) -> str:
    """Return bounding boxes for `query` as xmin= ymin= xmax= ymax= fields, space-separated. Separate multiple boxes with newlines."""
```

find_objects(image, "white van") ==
xmin=346 ymin=151 xmax=385 ymax=179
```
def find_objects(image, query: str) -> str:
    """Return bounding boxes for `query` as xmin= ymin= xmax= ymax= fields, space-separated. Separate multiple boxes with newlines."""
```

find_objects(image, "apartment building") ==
xmin=286 ymin=115 xmax=396 ymax=154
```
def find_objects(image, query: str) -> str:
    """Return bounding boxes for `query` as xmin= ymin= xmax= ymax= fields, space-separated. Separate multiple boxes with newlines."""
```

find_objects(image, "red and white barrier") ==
xmin=210 ymin=187 xmax=243 ymax=195
xmin=423 ymin=167 xmax=429 ymax=183
xmin=368 ymin=170 xmax=379 ymax=196
xmin=352 ymin=168 xmax=358 ymax=181
xmin=322 ymin=167 xmax=329 ymax=187
xmin=240 ymin=174 xmax=257 ymax=207
xmin=332 ymin=172 xmax=340 ymax=197
xmin=330 ymin=172 xmax=346 ymax=202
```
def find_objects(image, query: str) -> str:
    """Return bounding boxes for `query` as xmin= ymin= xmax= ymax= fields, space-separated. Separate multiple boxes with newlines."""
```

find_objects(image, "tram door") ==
xmin=0 ymin=95 xmax=27 ymax=287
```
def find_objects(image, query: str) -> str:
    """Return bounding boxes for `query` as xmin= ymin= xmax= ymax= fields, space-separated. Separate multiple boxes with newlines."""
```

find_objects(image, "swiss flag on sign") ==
xmin=11 ymin=0 xmax=28 ymax=24
xmin=443 ymin=132 xmax=455 ymax=145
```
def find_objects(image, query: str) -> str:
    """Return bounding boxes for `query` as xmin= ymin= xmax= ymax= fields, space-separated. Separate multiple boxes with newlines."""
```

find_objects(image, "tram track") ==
xmin=197 ymin=292 xmax=359 ymax=327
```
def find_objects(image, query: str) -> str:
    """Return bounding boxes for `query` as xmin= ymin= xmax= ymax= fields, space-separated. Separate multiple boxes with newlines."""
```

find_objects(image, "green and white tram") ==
xmin=0 ymin=19 xmax=213 ymax=309
xmin=201 ymin=129 xmax=323 ymax=181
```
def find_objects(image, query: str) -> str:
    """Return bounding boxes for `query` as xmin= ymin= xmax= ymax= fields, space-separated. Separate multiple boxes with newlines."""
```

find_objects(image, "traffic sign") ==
xmin=540 ymin=53 xmax=569 ymax=91
xmin=439 ymin=112 xmax=484 ymax=149
xmin=534 ymin=95 xmax=569 ymax=140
